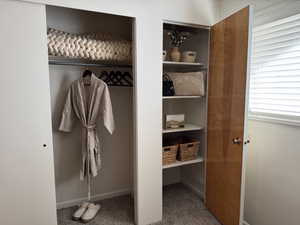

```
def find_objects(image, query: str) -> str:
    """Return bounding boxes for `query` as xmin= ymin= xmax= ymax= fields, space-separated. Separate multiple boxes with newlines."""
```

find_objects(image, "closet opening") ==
xmin=162 ymin=21 xmax=219 ymax=223
xmin=46 ymin=5 xmax=136 ymax=224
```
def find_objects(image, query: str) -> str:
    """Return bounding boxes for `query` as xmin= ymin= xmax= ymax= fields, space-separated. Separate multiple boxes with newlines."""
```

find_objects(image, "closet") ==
xmin=0 ymin=0 xmax=251 ymax=224
xmin=162 ymin=22 xmax=209 ymax=194
xmin=162 ymin=7 xmax=251 ymax=225
xmin=46 ymin=5 xmax=135 ymax=223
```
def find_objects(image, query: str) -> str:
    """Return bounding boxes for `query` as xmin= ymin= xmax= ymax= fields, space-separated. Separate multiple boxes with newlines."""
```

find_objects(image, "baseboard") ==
xmin=181 ymin=178 xmax=204 ymax=199
xmin=243 ymin=221 xmax=250 ymax=225
xmin=56 ymin=188 xmax=131 ymax=209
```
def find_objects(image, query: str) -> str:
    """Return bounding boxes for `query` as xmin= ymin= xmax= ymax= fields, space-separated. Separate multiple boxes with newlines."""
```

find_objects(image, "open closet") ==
xmin=162 ymin=7 xmax=251 ymax=225
xmin=46 ymin=5 xmax=135 ymax=224
xmin=0 ymin=0 xmax=252 ymax=224
xmin=162 ymin=22 xmax=209 ymax=192
xmin=162 ymin=21 xmax=211 ymax=224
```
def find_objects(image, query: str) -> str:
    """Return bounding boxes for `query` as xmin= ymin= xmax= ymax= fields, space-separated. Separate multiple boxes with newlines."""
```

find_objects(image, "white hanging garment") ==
xmin=59 ymin=74 xmax=115 ymax=181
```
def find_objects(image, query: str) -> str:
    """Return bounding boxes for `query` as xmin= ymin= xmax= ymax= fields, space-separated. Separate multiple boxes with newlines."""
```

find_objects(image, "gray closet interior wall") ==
xmin=46 ymin=6 xmax=134 ymax=207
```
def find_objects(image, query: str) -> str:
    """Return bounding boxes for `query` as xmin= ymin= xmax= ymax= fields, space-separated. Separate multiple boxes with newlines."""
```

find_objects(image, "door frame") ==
xmin=45 ymin=4 xmax=139 ymax=224
xmin=239 ymin=5 xmax=253 ymax=225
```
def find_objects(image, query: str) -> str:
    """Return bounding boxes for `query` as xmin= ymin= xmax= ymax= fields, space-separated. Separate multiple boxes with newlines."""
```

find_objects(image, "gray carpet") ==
xmin=57 ymin=183 xmax=220 ymax=225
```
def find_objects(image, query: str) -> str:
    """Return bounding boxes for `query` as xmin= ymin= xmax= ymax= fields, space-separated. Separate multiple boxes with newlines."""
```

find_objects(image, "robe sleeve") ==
xmin=59 ymin=87 xmax=76 ymax=132
xmin=101 ymin=85 xmax=115 ymax=134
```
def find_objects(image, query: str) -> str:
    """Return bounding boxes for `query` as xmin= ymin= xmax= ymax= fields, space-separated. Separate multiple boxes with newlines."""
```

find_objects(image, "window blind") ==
xmin=249 ymin=13 xmax=300 ymax=120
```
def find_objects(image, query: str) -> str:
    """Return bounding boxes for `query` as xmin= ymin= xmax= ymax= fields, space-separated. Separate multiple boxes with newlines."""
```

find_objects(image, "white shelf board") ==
xmin=163 ymin=61 xmax=204 ymax=66
xmin=49 ymin=56 xmax=132 ymax=68
xmin=163 ymin=157 xmax=204 ymax=169
xmin=163 ymin=124 xmax=204 ymax=134
xmin=163 ymin=96 xmax=202 ymax=99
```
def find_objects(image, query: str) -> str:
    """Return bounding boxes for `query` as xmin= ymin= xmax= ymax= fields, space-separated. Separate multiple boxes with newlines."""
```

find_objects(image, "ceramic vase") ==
xmin=170 ymin=47 xmax=181 ymax=62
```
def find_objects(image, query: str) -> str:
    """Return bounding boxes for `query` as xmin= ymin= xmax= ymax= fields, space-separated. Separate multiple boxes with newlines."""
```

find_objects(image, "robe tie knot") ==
xmin=83 ymin=124 xmax=96 ymax=131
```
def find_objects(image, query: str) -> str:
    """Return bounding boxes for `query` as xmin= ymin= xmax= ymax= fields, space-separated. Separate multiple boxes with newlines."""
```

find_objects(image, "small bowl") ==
xmin=182 ymin=51 xmax=197 ymax=63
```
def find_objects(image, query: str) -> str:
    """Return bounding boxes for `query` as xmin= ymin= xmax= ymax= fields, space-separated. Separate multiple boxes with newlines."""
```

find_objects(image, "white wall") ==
xmin=19 ymin=0 xmax=220 ymax=26
xmin=220 ymin=1 xmax=300 ymax=225
xmin=8 ymin=1 xmax=220 ymax=225
xmin=220 ymin=0 xmax=300 ymax=26
xmin=246 ymin=120 xmax=300 ymax=225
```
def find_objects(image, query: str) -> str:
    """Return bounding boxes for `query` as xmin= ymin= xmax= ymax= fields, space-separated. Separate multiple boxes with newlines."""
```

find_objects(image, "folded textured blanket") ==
xmin=47 ymin=28 xmax=132 ymax=63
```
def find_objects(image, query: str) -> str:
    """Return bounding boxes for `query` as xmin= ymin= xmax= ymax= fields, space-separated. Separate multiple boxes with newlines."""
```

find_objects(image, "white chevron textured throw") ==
xmin=47 ymin=28 xmax=132 ymax=63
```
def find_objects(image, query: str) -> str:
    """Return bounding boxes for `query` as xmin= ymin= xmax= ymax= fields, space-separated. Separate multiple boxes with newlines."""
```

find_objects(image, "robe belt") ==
xmin=82 ymin=123 xmax=99 ymax=179
xmin=83 ymin=124 xmax=97 ymax=151
xmin=83 ymin=124 xmax=96 ymax=130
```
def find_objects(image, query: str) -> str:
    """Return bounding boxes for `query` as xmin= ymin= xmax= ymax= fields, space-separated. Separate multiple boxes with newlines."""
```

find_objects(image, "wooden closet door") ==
xmin=206 ymin=6 xmax=251 ymax=225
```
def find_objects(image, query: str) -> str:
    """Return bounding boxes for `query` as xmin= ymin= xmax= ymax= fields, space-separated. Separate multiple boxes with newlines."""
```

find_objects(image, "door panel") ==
xmin=206 ymin=7 xmax=250 ymax=225
xmin=0 ymin=1 xmax=57 ymax=225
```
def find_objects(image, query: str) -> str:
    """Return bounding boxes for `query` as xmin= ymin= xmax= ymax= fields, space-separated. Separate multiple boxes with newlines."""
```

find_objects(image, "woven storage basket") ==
xmin=178 ymin=141 xmax=200 ymax=161
xmin=163 ymin=144 xmax=178 ymax=165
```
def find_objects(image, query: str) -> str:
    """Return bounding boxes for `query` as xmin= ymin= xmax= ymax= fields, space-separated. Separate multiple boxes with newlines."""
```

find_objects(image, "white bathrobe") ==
xmin=59 ymin=74 xmax=115 ymax=181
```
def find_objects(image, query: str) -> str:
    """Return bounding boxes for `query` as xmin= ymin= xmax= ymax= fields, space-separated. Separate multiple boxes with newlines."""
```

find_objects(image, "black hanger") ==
xmin=123 ymin=72 xmax=133 ymax=86
xmin=99 ymin=71 xmax=110 ymax=83
xmin=82 ymin=69 xmax=92 ymax=86
xmin=108 ymin=71 xmax=117 ymax=85
xmin=97 ymin=70 xmax=133 ymax=87
xmin=82 ymin=69 xmax=92 ymax=77
xmin=115 ymin=71 xmax=124 ymax=86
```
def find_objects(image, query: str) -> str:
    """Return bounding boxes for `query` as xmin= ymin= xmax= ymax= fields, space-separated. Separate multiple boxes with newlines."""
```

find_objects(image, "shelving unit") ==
xmin=163 ymin=96 xmax=202 ymax=100
xmin=162 ymin=21 xmax=209 ymax=202
xmin=163 ymin=124 xmax=204 ymax=134
xmin=163 ymin=157 xmax=204 ymax=169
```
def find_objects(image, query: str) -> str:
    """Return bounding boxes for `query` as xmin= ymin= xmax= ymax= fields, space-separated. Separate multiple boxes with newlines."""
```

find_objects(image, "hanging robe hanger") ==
xmin=82 ymin=68 xmax=93 ymax=86
xmin=82 ymin=69 xmax=92 ymax=77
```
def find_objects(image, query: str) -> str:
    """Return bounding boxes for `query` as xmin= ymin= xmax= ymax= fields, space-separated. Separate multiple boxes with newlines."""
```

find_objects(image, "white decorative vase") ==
xmin=170 ymin=47 xmax=181 ymax=62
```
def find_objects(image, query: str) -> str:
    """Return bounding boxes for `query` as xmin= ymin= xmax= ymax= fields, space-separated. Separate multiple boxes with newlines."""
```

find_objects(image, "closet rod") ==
xmin=48 ymin=60 xmax=132 ymax=68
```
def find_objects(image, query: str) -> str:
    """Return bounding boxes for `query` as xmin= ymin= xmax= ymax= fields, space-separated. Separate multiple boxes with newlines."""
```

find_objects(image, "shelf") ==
xmin=163 ymin=61 xmax=204 ymax=67
xmin=163 ymin=22 xmax=209 ymax=34
xmin=163 ymin=96 xmax=202 ymax=99
xmin=163 ymin=61 xmax=206 ymax=72
xmin=163 ymin=157 xmax=204 ymax=169
xmin=163 ymin=124 xmax=204 ymax=134
xmin=48 ymin=56 xmax=132 ymax=68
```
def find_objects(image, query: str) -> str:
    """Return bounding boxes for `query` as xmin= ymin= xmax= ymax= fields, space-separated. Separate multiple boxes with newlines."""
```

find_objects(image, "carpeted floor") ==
xmin=57 ymin=183 xmax=220 ymax=225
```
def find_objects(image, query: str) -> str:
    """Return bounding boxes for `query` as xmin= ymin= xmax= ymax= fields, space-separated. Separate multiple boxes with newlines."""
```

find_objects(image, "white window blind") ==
xmin=249 ymin=13 xmax=300 ymax=123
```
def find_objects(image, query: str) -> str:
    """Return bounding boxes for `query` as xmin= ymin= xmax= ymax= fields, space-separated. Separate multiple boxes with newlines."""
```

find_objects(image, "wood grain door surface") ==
xmin=206 ymin=7 xmax=250 ymax=225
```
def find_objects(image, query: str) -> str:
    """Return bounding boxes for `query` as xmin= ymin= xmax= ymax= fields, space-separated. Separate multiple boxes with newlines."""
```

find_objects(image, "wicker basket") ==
xmin=163 ymin=144 xmax=178 ymax=165
xmin=178 ymin=141 xmax=200 ymax=161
